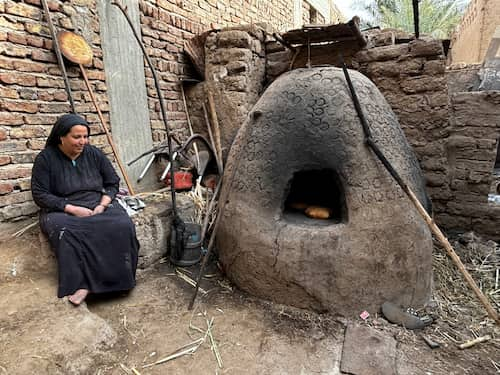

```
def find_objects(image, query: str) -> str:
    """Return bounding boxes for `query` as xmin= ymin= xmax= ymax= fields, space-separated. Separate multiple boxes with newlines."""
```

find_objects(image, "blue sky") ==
xmin=335 ymin=0 xmax=369 ymax=20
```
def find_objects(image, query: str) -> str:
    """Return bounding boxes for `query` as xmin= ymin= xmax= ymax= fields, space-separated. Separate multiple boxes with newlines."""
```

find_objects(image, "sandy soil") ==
xmin=0 ymin=221 xmax=499 ymax=375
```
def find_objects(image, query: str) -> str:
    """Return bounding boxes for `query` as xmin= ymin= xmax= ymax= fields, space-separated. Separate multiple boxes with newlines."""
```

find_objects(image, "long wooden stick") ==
xmin=79 ymin=64 xmax=135 ymax=195
xmin=407 ymin=188 xmax=499 ymax=323
xmin=206 ymin=90 xmax=223 ymax=170
xmin=40 ymin=0 xmax=76 ymax=112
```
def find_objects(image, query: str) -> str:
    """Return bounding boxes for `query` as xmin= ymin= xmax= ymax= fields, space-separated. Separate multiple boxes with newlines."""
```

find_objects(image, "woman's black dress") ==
xmin=31 ymin=144 xmax=139 ymax=298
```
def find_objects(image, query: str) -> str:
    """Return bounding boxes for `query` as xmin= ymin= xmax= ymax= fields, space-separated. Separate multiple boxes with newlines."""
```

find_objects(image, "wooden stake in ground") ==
xmin=57 ymin=31 xmax=136 ymax=196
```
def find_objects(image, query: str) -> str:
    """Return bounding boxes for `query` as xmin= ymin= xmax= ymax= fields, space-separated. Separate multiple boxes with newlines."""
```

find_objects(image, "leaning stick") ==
xmin=79 ymin=65 xmax=136 ymax=195
xmin=342 ymin=62 xmax=499 ymax=324
xmin=40 ymin=0 xmax=76 ymax=113
xmin=206 ymin=90 xmax=223 ymax=170
xmin=180 ymin=83 xmax=200 ymax=169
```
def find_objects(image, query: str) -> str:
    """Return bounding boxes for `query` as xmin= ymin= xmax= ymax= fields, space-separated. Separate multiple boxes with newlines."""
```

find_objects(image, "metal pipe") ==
xmin=412 ymin=0 xmax=420 ymax=39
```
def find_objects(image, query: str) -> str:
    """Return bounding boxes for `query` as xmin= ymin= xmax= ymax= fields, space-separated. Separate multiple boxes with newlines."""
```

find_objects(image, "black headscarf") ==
xmin=45 ymin=113 xmax=91 ymax=148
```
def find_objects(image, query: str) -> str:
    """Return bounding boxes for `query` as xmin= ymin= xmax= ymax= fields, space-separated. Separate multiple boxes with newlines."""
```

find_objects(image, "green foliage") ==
xmin=359 ymin=0 xmax=468 ymax=39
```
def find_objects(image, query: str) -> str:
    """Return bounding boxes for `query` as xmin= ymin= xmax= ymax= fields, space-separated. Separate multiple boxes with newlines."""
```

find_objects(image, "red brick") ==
xmin=10 ymin=151 xmax=38 ymax=163
xmin=7 ymin=32 xmax=27 ymax=45
xmin=0 ymin=191 xmax=32 ymax=207
xmin=39 ymin=102 xmax=71 ymax=113
xmin=37 ymin=77 xmax=65 ymax=88
xmin=5 ymin=2 xmax=41 ymax=18
xmin=26 ymin=35 xmax=45 ymax=48
xmin=0 ymin=182 xmax=14 ymax=195
xmin=0 ymin=72 xmax=36 ymax=86
xmin=0 ymin=43 xmax=30 ymax=57
xmin=24 ymin=0 xmax=59 ymax=11
xmin=10 ymin=126 xmax=46 ymax=139
xmin=0 ymin=155 xmax=10 ymax=165
xmin=0 ymin=112 xmax=24 ymax=125
xmin=23 ymin=115 xmax=58 ymax=125
xmin=0 ymin=165 xmax=31 ymax=180
xmin=13 ymin=59 xmax=46 ymax=73
xmin=0 ymin=141 xmax=28 ymax=153
xmin=0 ymin=128 xmax=7 ymax=141
xmin=3 ymin=101 xmax=38 ymax=113
xmin=27 ymin=139 xmax=45 ymax=150
xmin=0 ymin=56 xmax=14 ymax=69
xmin=0 ymin=86 xmax=18 ymax=99
xmin=31 ymin=49 xmax=57 ymax=63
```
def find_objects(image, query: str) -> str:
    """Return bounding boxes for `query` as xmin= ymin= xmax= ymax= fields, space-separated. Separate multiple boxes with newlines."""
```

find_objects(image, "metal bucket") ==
xmin=169 ymin=222 xmax=202 ymax=266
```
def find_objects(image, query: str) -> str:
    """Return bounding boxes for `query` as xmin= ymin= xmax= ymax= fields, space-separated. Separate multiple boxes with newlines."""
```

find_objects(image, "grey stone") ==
xmin=341 ymin=324 xmax=397 ymax=375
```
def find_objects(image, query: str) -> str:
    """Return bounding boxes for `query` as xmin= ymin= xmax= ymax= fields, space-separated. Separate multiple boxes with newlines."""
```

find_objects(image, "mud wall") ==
xmin=450 ymin=0 xmax=500 ymax=64
xmin=0 ymin=0 xmax=328 ymax=221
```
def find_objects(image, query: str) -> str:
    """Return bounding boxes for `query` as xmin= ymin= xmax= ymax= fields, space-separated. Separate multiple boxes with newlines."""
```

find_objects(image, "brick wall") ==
xmin=450 ymin=0 xmax=500 ymax=64
xmin=0 ymin=0 xmax=333 ymax=221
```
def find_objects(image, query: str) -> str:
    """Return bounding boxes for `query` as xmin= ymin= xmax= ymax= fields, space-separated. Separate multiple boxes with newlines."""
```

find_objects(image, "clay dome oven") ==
xmin=217 ymin=67 xmax=433 ymax=317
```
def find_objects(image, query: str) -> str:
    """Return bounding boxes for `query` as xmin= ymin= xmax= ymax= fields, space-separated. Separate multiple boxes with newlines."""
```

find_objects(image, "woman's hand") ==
xmin=64 ymin=204 xmax=93 ymax=217
xmin=92 ymin=204 xmax=106 ymax=215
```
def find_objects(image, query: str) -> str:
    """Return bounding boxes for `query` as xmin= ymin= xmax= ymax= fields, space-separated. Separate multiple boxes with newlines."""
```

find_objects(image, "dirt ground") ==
xmin=0 ymin=220 xmax=499 ymax=375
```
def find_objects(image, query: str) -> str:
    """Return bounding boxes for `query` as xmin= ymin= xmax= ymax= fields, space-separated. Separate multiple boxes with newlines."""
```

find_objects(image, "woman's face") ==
xmin=59 ymin=125 xmax=89 ymax=158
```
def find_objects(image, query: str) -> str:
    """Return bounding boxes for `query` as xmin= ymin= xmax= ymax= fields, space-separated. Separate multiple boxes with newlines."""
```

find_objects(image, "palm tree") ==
xmin=359 ymin=0 xmax=469 ymax=39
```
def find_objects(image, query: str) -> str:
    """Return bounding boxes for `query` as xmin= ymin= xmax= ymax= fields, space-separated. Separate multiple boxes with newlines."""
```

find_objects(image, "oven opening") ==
xmin=283 ymin=169 xmax=347 ymax=224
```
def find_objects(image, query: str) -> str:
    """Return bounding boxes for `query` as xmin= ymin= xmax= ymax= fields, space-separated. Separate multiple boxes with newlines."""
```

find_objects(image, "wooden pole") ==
xmin=206 ymin=91 xmax=223 ymax=171
xmin=79 ymin=64 xmax=136 ymax=195
xmin=406 ymin=187 xmax=499 ymax=324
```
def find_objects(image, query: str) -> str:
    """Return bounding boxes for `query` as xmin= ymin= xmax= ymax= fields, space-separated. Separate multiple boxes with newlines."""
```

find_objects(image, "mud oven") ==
xmin=217 ymin=67 xmax=433 ymax=317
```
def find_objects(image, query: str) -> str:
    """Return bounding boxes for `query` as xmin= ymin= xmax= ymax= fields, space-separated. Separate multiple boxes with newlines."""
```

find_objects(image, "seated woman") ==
xmin=31 ymin=113 xmax=139 ymax=306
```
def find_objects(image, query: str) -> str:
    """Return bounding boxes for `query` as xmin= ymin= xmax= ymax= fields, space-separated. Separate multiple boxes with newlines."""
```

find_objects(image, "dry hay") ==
xmin=429 ymin=232 xmax=500 ymax=347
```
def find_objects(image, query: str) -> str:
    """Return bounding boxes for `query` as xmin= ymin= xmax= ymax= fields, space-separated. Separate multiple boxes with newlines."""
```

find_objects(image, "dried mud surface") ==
xmin=0 ymin=221 xmax=499 ymax=375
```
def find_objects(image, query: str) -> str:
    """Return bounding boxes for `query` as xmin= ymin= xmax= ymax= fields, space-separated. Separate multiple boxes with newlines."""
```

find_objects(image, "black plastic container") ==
xmin=169 ymin=222 xmax=202 ymax=266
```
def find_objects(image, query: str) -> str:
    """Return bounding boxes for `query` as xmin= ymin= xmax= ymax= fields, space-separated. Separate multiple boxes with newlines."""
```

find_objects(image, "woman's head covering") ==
xmin=45 ymin=113 xmax=90 ymax=148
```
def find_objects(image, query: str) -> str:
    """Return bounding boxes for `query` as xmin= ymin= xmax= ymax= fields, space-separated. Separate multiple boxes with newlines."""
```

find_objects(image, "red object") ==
xmin=164 ymin=171 xmax=193 ymax=190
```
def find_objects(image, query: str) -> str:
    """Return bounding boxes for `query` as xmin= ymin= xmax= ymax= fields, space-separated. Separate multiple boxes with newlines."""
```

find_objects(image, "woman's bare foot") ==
xmin=68 ymin=289 xmax=89 ymax=306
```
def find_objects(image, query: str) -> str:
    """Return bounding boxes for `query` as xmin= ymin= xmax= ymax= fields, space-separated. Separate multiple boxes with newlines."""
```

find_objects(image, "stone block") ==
xmin=217 ymin=30 xmax=251 ymax=49
xmin=409 ymin=40 xmax=443 ymax=57
xmin=400 ymin=76 xmax=446 ymax=94
xmin=354 ymin=44 xmax=409 ymax=63
xmin=424 ymin=60 xmax=445 ymax=75
xmin=226 ymin=60 xmax=247 ymax=75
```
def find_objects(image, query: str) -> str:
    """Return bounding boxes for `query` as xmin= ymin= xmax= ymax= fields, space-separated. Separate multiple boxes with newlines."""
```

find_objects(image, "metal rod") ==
xmin=40 ymin=0 xmax=76 ymax=113
xmin=341 ymin=62 xmax=499 ymax=324
xmin=137 ymin=153 xmax=156 ymax=182
xmin=79 ymin=63 xmax=136 ymax=195
xmin=412 ymin=0 xmax=420 ymax=39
